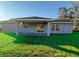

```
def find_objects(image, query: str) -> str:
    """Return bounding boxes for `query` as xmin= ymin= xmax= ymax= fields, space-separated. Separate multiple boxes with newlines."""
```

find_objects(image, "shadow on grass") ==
xmin=5 ymin=32 xmax=79 ymax=56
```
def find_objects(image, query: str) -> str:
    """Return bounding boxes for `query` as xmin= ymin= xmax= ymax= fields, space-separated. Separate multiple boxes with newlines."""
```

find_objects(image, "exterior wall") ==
xmin=1 ymin=23 xmax=17 ymax=33
xmin=0 ymin=23 xmax=2 ymax=31
xmin=60 ymin=24 xmax=73 ymax=33
xmin=1 ymin=21 xmax=73 ymax=35
xmin=50 ymin=23 xmax=73 ymax=34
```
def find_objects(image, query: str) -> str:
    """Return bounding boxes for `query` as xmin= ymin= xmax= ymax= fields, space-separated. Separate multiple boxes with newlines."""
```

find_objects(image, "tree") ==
xmin=58 ymin=7 xmax=68 ymax=20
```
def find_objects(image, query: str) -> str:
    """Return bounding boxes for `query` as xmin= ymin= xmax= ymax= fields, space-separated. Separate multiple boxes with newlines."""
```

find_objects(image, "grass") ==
xmin=0 ymin=32 xmax=79 ymax=57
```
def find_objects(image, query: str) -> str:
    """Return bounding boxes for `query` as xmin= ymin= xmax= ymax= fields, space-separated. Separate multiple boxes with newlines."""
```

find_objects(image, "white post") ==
xmin=47 ymin=22 xmax=51 ymax=36
xmin=16 ymin=22 xmax=19 ymax=35
xmin=55 ymin=24 xmax=56 ymax=31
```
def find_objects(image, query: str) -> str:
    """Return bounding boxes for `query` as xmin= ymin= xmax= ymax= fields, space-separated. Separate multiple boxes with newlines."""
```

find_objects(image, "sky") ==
xmin=0 ymin=1 xmax=72 ymax=21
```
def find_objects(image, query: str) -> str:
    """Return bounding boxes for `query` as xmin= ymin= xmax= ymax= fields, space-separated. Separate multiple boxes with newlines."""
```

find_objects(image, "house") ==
xmin=0 ymin=16 xmax=73 ymax=36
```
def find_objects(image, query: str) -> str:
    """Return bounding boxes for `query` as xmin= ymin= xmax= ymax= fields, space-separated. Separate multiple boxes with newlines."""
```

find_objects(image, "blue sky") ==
xmin=0 ymin=1 xmax=72 ymax=20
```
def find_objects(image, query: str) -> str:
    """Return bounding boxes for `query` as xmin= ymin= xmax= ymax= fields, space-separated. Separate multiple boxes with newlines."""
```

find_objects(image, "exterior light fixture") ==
xmin=19 ymin=22 xmax=23 ymax=26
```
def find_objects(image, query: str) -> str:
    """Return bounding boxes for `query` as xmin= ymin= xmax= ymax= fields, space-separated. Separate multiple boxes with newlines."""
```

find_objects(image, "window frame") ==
xmin=36 ymin=24 xmax=44 ymax=32
xmin=51 ymin=24 xmax=59 ymax=31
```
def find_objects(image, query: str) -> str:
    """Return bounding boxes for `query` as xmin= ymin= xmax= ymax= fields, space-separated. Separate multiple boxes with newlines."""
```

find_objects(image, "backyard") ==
xmin=0 ymin=32 xmax=79 ymax=57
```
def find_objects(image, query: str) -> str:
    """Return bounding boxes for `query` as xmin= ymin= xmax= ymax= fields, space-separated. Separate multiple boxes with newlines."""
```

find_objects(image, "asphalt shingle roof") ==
xmin=12 ymin=16 xmax=52 ymax=19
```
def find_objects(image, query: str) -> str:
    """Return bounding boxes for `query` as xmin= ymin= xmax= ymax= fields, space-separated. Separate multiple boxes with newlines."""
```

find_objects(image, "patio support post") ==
xmin=55 ymin=24 xmax=56 ymax=31
xmin=16 ymin=22 xmax=19 ymax=35
xmin=47 ymin=22 xmax=51 ymax=36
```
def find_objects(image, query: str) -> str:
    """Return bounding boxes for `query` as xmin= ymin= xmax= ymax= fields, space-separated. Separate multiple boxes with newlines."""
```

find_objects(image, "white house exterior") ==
xmin=0 ymin=16 xmax=73 ymax=36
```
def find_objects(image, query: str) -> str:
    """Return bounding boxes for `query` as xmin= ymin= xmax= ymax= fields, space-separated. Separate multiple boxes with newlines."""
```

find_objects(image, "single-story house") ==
xmin=0 ymin=16 xmax=74 ymax=36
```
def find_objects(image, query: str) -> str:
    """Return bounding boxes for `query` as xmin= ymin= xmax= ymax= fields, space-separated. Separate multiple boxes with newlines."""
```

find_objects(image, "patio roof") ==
xmin=11 ymin=16 xmax=53 ymax=22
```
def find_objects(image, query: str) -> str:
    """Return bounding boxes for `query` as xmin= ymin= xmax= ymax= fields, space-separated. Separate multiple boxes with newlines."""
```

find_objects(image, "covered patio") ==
xmin=16 ymin=20 xmax=51 ymax=36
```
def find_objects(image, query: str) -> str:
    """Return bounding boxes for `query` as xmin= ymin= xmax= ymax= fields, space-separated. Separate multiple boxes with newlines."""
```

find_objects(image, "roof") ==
xmin=0 ymin=16 xmax=74 ymax=24
xmin=11 ymin=16 xmax=53 ymax=22
xmin=0 ymin=20 xmax=17 ymax=24
xmin=53 ymin=19 xmax=73 ymax=22
xmin=11 ymin=16 xmax=52 ymax=19
xmin=11 ymin=16 xmax=74 ymax=22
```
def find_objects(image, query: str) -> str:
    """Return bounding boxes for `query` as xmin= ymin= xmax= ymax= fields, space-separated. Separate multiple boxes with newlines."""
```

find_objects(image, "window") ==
xmin=51 ymin=24 xmax=55 ymax=31
xmin=23 ymin=24 xmax=28 ymax=28
xmin=36 ymin=24 xmax=44 ymax=32
xmin=51 ymin=24 xmax=59 ymax=31
xmin=56 ymin=24 xmax=59 ymax=31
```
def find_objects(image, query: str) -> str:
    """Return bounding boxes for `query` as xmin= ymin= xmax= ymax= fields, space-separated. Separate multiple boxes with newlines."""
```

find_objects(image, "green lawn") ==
xmin=0 ymin=32 xmax=79 ymax=57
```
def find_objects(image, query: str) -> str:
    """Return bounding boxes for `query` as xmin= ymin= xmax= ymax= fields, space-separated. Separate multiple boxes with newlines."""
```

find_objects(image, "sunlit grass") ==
xmin=59 ymin=45 xmax=79 ymax=53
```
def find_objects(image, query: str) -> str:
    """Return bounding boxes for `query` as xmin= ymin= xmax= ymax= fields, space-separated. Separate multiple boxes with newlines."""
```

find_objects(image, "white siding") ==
xmin=1 ymin=22 xmax=73 ymax=34
xmin=50 ymin=23 xmax=73 ymax=34
xmin=62 ymin=24 xmax=73 ymax=33
xmin=1 ymin=23 xmax=17 ymax=33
